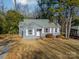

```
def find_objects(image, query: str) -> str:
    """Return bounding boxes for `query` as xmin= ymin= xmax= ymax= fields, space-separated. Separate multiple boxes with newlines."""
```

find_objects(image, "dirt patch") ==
xmin=0 ymin=34 xmax=79 ymax=59
xmin=4 ymin=38 xmax=79 ymax=59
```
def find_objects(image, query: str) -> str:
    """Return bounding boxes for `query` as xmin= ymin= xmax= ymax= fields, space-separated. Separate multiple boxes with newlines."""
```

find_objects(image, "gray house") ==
xmin=19 ymin=19 xmax=60 ymax=39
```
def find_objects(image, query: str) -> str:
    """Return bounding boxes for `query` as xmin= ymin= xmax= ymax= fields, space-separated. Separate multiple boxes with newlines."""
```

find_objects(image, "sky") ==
xmin=3 ymin=0 xmax=60 ymax=17
xmin=4 ymin=0 xmax=14 ymax=10
xmin=3 ymin=0 xmax=38 ymax=10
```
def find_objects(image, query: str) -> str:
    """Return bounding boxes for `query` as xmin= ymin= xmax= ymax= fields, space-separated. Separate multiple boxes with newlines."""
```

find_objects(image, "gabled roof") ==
xmin=25 ymin=22 xmax=42 ymax=29
xmin=19 ymin=19 xmax=60 ymax=28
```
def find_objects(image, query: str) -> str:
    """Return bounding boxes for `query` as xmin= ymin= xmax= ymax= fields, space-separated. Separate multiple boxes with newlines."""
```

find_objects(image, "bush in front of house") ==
xmin=56 ymin=35 xmax=65 ymax=39
xmin=45 ymin=34 xmax=54 ymax=38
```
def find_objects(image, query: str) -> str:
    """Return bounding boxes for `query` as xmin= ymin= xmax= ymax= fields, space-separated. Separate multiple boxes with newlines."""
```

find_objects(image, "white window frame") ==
xmin=28 ymin=30 xmax=32 ymax=35
xmin=45 ymin=28 xmax=49 ymax=32
xmin=55 ymin=28 xmax=57 ymax=32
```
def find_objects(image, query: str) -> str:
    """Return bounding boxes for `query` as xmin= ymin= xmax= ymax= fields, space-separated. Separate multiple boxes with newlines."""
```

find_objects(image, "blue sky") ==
xmin=4 ymin=0 xmax=14 ymax=10
xmin=3 ymin=0 xmax=37 ymax=10
xmin=3 ymin=0 xmax=58 ymax=10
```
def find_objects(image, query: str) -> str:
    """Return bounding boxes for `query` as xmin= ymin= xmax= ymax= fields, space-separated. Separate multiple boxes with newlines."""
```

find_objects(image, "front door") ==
xmin=36 ymin=31 xmax=40 ymax=36
xmin=36 ymin=29 xmax=42 ymax=37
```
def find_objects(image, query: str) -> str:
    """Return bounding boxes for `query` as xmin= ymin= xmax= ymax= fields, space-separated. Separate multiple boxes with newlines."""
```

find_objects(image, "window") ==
xmin=37 ymin=29 xmax=42 ymax=31
xmin=45 ymin=28 xmax=49 ymax=32
xmin=55 ymin=28 xmax=57 ymax=32
xmin=22 ymin=31 xmax=23 ymax=37
xmin=28 ymin=30 xmax=32 ymax=35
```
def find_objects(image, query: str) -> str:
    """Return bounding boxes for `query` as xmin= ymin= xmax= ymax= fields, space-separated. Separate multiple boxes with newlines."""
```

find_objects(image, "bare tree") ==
xmin=13 ymin=0 xmax=17 ymax=10
xmin=0 ymin=0 xmax=4 ymax=13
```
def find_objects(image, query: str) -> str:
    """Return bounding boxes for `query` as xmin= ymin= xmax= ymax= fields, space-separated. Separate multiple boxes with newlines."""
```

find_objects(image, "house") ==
xmin=19 ymin=19 xmax=61 ymax=39
xmin=71 ymin=26 xmax=79 ymax=37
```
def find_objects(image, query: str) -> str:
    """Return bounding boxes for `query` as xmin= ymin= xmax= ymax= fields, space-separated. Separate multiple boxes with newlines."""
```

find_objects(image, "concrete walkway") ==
xmin=0 ymin=53 xmax=7 ymax=59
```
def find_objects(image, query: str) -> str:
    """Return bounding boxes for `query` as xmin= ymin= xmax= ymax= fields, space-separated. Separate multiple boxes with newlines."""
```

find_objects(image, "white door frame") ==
xmin=36 ymin=31 xmax=40 ymax=36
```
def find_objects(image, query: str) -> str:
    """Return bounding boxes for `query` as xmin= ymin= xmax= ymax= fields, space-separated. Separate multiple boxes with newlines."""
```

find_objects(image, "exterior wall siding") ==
xmin=50 ymin=28 xmax=52 ymax=33
xmin=20 ymin=27 xmax=60 ymax=39
xmin=19 ymin=19 xmax=61 ymax=39
xmin=53 ymin=28 xmax=56 ymax=35
xmin=36 ymin=31 xmax=40 ymax=36
xmin=57 ymin=28 xmax=60 ymax=35
xmin=26 ymin=29 xmax=28 ymax=36
xmin=52 ymin=28 xmax=60 ymax=36
xmin=42 ymin=28 xmax=44 ymax=33
xmin=33 ymin=29 xmax=35 ymax=36
xmin=77 ymin=31 xmax=79 ymax=36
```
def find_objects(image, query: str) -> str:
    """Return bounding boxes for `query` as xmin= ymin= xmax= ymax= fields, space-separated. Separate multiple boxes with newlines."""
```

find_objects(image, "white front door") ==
xmin=36 ymin=31 xmax=40 ymax=36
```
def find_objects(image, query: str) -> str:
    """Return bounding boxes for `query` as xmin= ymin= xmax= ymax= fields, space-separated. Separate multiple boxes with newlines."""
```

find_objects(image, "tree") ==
xmin=0 ymin=13 xmax=7 ymax=34
xmin=72 ymin=19 xmax=79 ymax=26
xmin=37 ymin=0 xmax=79 ymax=38
xmin=5 ymin=10 xmax=24 ymax=34
xmin=37 ymin=0 xmax=51 ymax=19
xmin=64 ymin=0 xmax=79 ymax=38
xmin=37 ymin=0 xmax=66 ymax=35
xmin=14 ymin=0 xmax=17 ymax=10
xmin=0 ymin=0 xmax=5 ymax=13
xmin=45 ymin=0 xmax=65 ymax=34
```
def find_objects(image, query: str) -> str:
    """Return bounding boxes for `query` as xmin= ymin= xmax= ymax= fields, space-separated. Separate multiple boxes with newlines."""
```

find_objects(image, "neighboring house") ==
xmin=19 ymin=19 xmax=61 ymax=39
xmin=71 ymin=26 xmax=79 ymax=37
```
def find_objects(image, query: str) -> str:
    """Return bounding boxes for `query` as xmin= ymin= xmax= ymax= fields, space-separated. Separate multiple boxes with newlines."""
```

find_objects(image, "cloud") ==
xmin=13 ymin=0 xmax=37 ymax=5
xmin=13 ymin=0 xmax=28 ymax=5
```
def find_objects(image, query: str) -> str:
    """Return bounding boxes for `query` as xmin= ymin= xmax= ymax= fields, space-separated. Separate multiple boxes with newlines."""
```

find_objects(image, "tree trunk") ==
xmin=67 ymin=17 xmax=72 ymax=38
xmin=0 ymin=0 xmax=4 ymax=13
xmin=65 ymin=21 xmax=68 ymax=39
xmin=67 ymin=6 xmax=73 ymax=39
xmin=14 ymin=0 xmax=17 ymax=10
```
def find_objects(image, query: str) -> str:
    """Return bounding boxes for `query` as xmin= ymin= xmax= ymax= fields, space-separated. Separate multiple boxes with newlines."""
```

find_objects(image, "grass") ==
xmin=0 ymin=34 xmax=79 ymax=59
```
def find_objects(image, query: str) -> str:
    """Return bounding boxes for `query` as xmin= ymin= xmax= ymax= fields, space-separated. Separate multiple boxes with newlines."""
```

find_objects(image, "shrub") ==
xmin=56 ymin=35 xmax=65 ymax=39
xmin=45 ymin=34 xmax=53 ymax=38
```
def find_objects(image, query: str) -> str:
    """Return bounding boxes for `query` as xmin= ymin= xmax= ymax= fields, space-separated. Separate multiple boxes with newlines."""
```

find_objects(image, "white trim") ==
xmin=50 ymin=28 xmax=52 ymax=33
xmin=57 ymin=28 xmax=60 ymax=34
xmin=42 ymin=28 xmax=44 ymax=33
xmin=36 ymin=31 xmax=40 ymax=36
xmin=57 ymin=28 xmax=60 ymax=32
xmin=52 ymin=28 xmax=60 ymax=35
xmin=32 ymin=29 xmax=35 ymax=36
xmin=53 ymin=28 xmax=55 ymax=34
xmin=26 ymin=29 xmax=28 ymax=36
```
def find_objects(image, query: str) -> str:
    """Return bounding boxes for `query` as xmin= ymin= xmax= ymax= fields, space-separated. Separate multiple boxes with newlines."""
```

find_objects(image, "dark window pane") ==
xmin=37 ymin=29 xmax=42 ymax=31
xmin=55 ymin=28 xmax=57 ymax=32
xmin=28 ymin=30 xmax=32 ymax=35
xmin=45 ymin=28 xmax=49 ymax=32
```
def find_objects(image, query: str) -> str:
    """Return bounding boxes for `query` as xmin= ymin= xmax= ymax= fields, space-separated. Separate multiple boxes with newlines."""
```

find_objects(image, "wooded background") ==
xmin=0 ymin=0 xmax=79 ymax=38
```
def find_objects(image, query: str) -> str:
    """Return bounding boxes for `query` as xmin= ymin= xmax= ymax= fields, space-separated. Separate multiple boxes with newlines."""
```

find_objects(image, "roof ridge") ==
xmin=28 ymin=22 xmax=43 ymax=27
